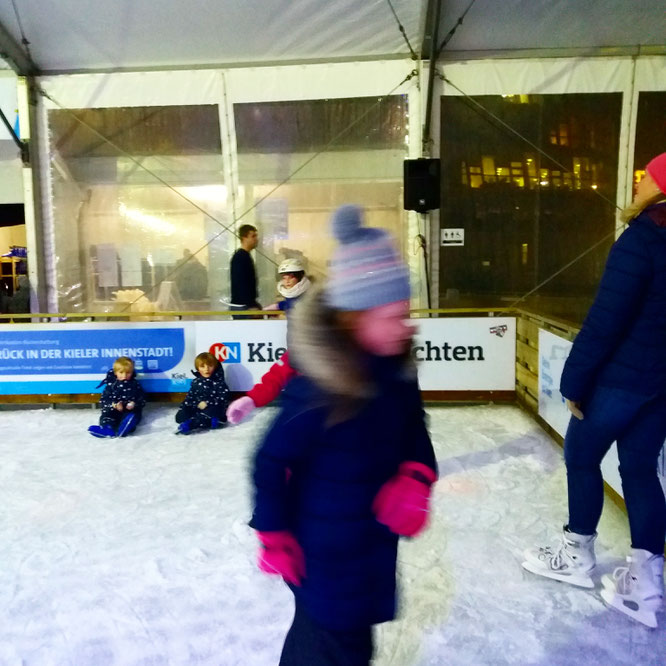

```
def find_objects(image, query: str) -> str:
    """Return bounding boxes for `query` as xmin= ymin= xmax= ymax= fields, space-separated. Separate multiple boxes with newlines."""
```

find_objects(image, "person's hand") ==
xmin=256 ymin=531 xmax=305 ymax=586
xmin=263 ymin=303 xmax=280 ymax=311
xmin=226 ymin=396 xmax=256 ymax=424
xmin=566 ymin=399 xmax=584 ymax=420
xmin=198 ymin=401 xmax=208 ymax=410
xmin=126 ymin=401 xmax=135 ymax=411
xmin=114 ymin=402 xmax=124 ymax=411
xmin=372 ymin=462 xmax=437 ymax=537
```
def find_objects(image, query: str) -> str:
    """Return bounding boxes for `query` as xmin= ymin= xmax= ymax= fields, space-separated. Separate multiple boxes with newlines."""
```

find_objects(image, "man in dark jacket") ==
xmin=230 ymin=224 xmax=260 ymax=314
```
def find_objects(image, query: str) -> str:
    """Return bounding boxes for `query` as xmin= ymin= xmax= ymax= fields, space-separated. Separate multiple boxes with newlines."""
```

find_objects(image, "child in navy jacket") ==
xmin=175 ymin=352 xmax=231 ymax=434
xmin=250 ymin=206 xmax=437 ymax=665
xmin=88 ymin=356 xmax=145 ymax=438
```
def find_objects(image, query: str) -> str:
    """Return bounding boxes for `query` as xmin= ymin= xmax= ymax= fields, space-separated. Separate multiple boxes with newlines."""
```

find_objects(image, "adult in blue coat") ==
xmin=250 ymin=205 xmax=437 ymax=665
xmin=523 ymin=153 xmax=666 ymax=629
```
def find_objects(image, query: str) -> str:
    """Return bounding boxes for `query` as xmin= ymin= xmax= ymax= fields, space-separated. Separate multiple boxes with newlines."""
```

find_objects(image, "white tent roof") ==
xmin=0 ymin=0 xmax=663 ymax=75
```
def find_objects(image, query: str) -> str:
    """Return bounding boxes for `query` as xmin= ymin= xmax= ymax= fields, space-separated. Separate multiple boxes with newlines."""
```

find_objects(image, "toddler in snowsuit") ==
xmin=175 ymin=352 xmax=231 ymax=435
xmin=88 ymin=356 xmax=145 ymax=438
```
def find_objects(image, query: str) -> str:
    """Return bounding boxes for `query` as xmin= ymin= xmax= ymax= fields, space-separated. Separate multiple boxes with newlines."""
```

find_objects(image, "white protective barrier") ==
xmin=538 ymin=328 xmax=666 ymax=501
xmin=0 ymin=316 xmax=516 ymax=395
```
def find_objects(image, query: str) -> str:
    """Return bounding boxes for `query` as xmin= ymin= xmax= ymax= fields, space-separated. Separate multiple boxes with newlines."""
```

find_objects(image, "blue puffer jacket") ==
xmin=250 ymin=361 xmax=436 ymax=631
xmin=561 ymin=202 xmax=666 ymax=402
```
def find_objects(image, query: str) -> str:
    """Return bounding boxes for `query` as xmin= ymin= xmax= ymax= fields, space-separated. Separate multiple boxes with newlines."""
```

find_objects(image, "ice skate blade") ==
xmin=600 ymin=587 xmax=658 ymax=628
xmin=521 ymin=560 xmax=595 ymax=588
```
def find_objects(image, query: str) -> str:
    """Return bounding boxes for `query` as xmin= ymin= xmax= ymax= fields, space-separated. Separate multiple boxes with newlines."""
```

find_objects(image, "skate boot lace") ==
xmin=610 ymin=564 xmax=634 ymax=595
xmin=544 ymin=541 xmax=575 ymax=571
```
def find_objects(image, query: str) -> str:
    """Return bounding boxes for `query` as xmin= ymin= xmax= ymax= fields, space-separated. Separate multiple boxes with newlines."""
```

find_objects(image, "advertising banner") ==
xmin=0 ymin=322 xmax=195 ymax=394
xmin=538 ymin=328 xmax=666 ymax=501
xmin=413 ymin=317 xmax=515 ymax=390
xmin=0 ymin=317 xmax=516 ymax=394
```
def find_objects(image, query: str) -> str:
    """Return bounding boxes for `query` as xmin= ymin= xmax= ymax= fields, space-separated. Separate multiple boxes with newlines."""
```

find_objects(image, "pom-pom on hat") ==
xmin=646 ymin=153 xmax=666 ymax=195
xmin=325 ymin=204 xmax=410 ymax=311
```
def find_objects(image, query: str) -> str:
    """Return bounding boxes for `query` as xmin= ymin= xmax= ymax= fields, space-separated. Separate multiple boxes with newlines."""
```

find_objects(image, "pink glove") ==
xmin=263 ymin=303 xmax=280 ymax=311
xmin=372 ymin=462 xmax=437 ymax=537
xmin=226 ymin=396 xmax=256 ymax=424
xmin=257 ymin=531 xmax=305 ymax=586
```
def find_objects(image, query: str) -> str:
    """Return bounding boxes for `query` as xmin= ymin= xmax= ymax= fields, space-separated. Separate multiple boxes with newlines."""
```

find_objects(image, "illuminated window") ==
xmin=558 ymin=123 xmax=569 ymax=146
xmin=511 ymin=162 xmax=524 ymax=188
xmin=496 ymin=166 xmax=510 ymax=183
xmin=552 ymin=170 xmax=562 ymax=188
xmin=469 ymin=165 xmax=482 ymax=188
xmin=482 ymin=156 xmax=496 ymax=182
xmin=539 ymin=168 xmax=550 ymax=186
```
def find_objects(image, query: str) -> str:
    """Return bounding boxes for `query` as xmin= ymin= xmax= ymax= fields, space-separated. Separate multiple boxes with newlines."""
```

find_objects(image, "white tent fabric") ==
xmin=0 ymin=0 xmax=425 ymax=73
xmin=0 ymin=1 xmax=663 ymax=74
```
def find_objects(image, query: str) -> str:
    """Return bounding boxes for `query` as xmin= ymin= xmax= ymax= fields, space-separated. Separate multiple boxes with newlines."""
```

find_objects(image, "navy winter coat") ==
xmin=561 ymin=203 xmax=666 ymax=402
xmin=251 ymin=355 xmax=436 ymax=631
xmin=181 ymin=365 xmax=231 ymax=411
xmin=98 ymin=369 xmax=146 ymax=413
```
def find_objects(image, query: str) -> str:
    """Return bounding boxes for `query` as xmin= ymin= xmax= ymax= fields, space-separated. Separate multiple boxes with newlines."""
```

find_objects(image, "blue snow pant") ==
xmin=564 ymin=384 xmax=666 ymax=555
xmin=175 ymin=404 xmax=227 ymax=429
xmin=100 ymin=407 xmax=142 ymax=432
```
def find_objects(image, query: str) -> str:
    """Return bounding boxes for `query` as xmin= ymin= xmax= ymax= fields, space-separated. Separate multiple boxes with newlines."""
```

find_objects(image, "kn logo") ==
xmin=209 ymin=342 xmax=241 ymax=363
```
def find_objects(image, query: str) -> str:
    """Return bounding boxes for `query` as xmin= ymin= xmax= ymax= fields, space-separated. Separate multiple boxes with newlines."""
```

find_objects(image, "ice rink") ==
xmin=1 ymin=403 xmax=664 ymax=665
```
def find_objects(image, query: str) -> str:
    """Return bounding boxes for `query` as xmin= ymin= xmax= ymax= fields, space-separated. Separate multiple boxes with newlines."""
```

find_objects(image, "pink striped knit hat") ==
xmin=646 ymin=153 xmax=666 ymax=195
xmin=325 ymin=205 xmax=410 ymax=311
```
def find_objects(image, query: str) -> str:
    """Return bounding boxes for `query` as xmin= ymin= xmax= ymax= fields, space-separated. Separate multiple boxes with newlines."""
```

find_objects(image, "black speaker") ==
xmin=403 ymin=158 xmax=440 ymax=213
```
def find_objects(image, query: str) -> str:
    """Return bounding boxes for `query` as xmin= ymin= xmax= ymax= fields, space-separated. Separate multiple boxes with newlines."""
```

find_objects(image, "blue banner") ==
xmin=0 ymin=328 xmax=186 ymax=375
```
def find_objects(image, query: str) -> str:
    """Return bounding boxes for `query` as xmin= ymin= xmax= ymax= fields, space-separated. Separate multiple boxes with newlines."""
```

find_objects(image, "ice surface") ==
xmin=0 ymin=403 xmax=663 ymax=665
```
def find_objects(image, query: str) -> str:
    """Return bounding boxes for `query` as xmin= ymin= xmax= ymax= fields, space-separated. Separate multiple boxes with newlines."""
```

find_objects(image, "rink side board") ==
xmin=538 ymin=329 xmax=666 ymax=503
xmin=0 ymin=317 xmax=515 ymax=395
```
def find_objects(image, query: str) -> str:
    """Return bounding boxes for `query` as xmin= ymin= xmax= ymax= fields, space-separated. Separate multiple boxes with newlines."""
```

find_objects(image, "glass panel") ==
xmin=47 ymin=105 xmax=226 ymax=316
xmin=439 ymin=93 xmax=622 ymax=324
xmin=233 ymin=96 xmax=409 ymax=307
xmin=633 ymin=91 xmax=666 ymax=186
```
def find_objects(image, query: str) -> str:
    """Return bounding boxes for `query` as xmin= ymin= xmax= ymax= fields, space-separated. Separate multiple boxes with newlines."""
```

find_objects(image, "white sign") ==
xmin=538 ymin=328 xmax=666 ymax=501
xmin=441 ymin=228 xmax=464 ymax=246
xmin=414 ymin=317 xmax=515 ymax=390
xmin=195 ymin=320 xmax=288 ymax=392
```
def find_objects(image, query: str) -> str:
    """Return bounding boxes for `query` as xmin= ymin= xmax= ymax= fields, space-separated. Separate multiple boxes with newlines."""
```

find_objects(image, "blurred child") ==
xmin=250 ymin=205 xmax=437 ymax=664
xmin=226 ymin=351 xmax=296 ymax=425
xmin=262 ymin=258 xmax=311 ymax=313
xmin=88 ymin=356 xmax=145 ymax=438
xmin=175 ymin=352 xmax=231 ymax=435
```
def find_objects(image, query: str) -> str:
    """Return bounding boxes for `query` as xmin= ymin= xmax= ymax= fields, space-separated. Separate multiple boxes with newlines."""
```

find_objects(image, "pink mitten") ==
xmin=372 ymin=462 xmax=437 ymax=537
xmin=257 ymin=531 xmax=305 ymax=586
xmin=226 ymin=396 xmax=256 ymax=424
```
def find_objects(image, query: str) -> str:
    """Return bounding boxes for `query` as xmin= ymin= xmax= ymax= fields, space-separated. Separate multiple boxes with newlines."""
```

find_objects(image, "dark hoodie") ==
xmin=97 ymin=368 xmax=146 ymax=413
xmin=561 ymin=202 xmax=666 ymax=401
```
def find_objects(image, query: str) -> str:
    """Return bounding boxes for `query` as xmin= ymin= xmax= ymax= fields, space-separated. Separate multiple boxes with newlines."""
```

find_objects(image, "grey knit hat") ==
xmin=325 ymin=204 xmax=410 ymax=311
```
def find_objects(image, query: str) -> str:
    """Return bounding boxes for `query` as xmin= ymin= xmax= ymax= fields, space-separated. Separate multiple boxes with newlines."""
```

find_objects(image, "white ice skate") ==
xmin=600 ymin=549 xmax=664 ymax=628
xmin=522 ymin=527 xmax=596 ymax=588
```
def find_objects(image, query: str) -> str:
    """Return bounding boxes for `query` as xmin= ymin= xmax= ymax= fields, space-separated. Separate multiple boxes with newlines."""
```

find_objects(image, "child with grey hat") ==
xmin=250 ymin=204 xmax=437 ymax=664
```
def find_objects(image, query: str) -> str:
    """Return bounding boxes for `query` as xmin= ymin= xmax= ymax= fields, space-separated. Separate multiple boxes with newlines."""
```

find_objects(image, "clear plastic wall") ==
xmin=233 ymin=95 xmax=409 ymax=307
xmin=47 ymin=104 xmax=228 ymax=315
xmin=439 ymin=92 xmax=622 ymax=324
xmin=46 ymin=95 xmax=409 ymax=314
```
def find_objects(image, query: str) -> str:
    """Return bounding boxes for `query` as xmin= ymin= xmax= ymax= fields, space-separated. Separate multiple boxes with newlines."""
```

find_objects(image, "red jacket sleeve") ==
xmin=246 ymin=351 xmax=297 ymax=407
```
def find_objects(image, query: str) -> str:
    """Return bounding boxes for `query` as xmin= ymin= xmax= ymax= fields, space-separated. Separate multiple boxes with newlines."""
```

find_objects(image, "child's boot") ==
xmin=176 ymin=419 xmax=193 ymax=435
xmin=88 ymin=424 xmax=116 ymax=438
